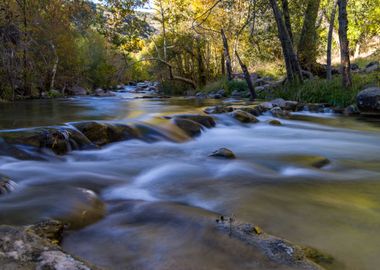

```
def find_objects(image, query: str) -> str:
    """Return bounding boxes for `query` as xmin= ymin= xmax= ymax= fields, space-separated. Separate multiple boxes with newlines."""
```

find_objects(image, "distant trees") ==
xmin=0 ymin=0 xmax=148 ymax=100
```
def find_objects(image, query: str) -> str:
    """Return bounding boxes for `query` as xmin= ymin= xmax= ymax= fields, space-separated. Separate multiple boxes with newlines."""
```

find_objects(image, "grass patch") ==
xmin=264 ymin=72 xmax=379 ymax=107
xmin=201 ymin=77 xmax=248 ymax=95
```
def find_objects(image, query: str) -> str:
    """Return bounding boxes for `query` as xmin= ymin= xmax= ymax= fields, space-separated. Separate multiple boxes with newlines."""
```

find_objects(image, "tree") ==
xmin=298 ymin=0 xmax=322 ymax=73
xmin=269 ymin=0 xmax=303 ymax=83
xmin=221 ymin=28 xmax=233 ymax=81
xmin=338 ymin=0 xmax=352 ymax=88
xmin=326 ymin=0 xmax=338 ymax=80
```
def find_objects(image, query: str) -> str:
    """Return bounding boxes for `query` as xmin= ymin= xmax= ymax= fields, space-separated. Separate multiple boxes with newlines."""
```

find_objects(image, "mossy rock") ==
xmin=230 ymin=110 xmax=259 ymax=123
xmin=173 ymin=118 xmax=202 ymax=137
xmin=268 ymin=119 xmax=282 ymax=126
xmin=173 ymin=114 xmax=216 ymax=128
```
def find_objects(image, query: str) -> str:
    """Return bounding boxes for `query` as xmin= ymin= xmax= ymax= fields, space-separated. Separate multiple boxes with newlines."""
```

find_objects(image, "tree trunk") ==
xmin=269 ymin=0 xmax=303 ymax=83
xmin=327 ymin=0 xmax=338 ymax=80
xmin=235 ymin=50 xmax=256 ymax=100
xmin=281 ymin=0 xmax=293 ymax=43
xmin=221 ymin=29 xmax=233 ymax=81
xmin=221 ymin=51 xmax=225 ymax=75
xmin=197 ymin=38 xmax=207 ymax=87
xmin=298 ymin=0 xmax=322 ymax=72
xmin=49 ymin=43 xmax=59 ymax=91
xmin=338 ymin=0 xmax=352 ymax=88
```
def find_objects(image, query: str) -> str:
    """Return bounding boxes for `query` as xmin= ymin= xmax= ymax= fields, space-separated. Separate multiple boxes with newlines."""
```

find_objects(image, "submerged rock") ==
xmin=268 ymin=119 xmax=282 ymax=126
xmin=0 ymin=186 xmax=105 ymax=229
xmin=209 ymin=148 xmax=236 ymax=159
xmin=0 ymin=177 xmax=17 ymax=195
xmin=0 ymin=221 xmax=99 ymax=270
xmin=172 ymin=118 xmax=202 ymax=137
xmin=356 ymin=87 xmax=380 ymax=115
xmin=230 ymin=110 xmax=259 ymax=123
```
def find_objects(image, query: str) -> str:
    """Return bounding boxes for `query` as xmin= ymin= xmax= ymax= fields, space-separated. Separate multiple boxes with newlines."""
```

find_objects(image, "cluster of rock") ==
xmin=132 ymin=81 xmax=161 ymax=93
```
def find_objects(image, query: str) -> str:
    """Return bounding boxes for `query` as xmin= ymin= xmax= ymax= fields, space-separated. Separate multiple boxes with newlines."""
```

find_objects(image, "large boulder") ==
xmin=0 ymin=220 xmax=99 ymax=270
xmin=230 ymin=110 xmax=259 ymax=123
xmin=356 ymin=87 xmax=380 ymax=115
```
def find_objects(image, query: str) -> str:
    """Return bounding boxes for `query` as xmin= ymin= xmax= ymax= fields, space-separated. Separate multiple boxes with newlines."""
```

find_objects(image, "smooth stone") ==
xmin=356 ymin=87 xmax=380 ymax=115
xmin=173 ymin=118 xmax=202 ymax=137
xmin=209 ymin=148 xmax=236 ymax=159
xmin=268 ymin=119 xmax=282 ymax=126
xmin=173 ymin=114 xmax=216 ymax=128
xmin=0 ymin=177 xmax=17 ymax=195
xmin=230 ymin=110 xmax=259 ymax=123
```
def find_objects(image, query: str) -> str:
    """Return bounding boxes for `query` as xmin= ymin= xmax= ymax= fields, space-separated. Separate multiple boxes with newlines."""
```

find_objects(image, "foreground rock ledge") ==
xmin=0 ymin=221 xmax=101 ymax=270
xmin=216 ymin=217 xmax=327 ymax=270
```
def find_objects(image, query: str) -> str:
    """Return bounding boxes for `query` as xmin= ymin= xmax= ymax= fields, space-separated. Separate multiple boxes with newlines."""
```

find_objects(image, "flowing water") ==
xmin=1 ymin=88 xmax=380 ymax=270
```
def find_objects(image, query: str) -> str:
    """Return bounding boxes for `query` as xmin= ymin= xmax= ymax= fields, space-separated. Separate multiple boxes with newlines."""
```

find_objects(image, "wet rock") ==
xmin=343 ymin=104 xmax=360 ymax=116
xmin=270 ymin=98 xmax=287 ymax=108
xmin=209 ymin=148 xmax=236 ymax=159
xmin=0 ymin=127 xmax=95 ymax=156
xmin=283 ymin=101 xmax=299 ymax=111
xmin=303 ymin=103 xmax=327 ymax=113
xmin=0 ymin=186 xmax=105 ymax=229
xmin=73 ymin=121 xmax=138 ymax=146
xmin=94 ymin=88 xmax=115 ymax=97
xmin=364 ymin=61 xmax=379 ymax=73
xmin=67 ymin=85 xmax=87 ymax=96
xmin=286 ymin=155 xmax=331 ymax=169
xmin=356 ymin=87 xmax=380 ymax=115
xmin=0 ymin=221 xmax=99 ymax=270
xmin=204 ymin=105 xmax=233 ymax=114
xmin=173 ymin=118 xmax=202 ymax=137
xmin=271 ymin=107 xmax=291 ymax=118
xmin=173 ymin=114 xmax=216 ymax=128
xmin=230 ymin=110 xmax=259 ymax=123
xmin=216 ymin=218 xmax=326 ymax=270
xmin=0 ymin=177 xmax=17 ymax=195
xmin=259 ymin=102 xmax=273 ymax=111
xmin=195 ymin=92 xmax=207 ymax=99
xmin=268 ymin=119 xmax=282 ymax=126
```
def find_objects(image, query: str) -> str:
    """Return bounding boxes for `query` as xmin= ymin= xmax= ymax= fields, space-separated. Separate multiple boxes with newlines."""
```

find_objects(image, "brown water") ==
xmin=1 ymin=90 xmax=380 ymax=269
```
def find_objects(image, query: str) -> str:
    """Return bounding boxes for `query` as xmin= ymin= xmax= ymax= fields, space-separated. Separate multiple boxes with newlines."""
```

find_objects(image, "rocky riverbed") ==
xmin=1 ymin=89 xmax=380 ymax=270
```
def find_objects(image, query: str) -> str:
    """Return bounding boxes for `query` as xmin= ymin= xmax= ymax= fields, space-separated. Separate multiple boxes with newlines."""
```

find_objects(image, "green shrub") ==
xmin=265 ymin=72 xmax=379 ymax=107
xmin=201 ymin=77 xmax=248 ymax=95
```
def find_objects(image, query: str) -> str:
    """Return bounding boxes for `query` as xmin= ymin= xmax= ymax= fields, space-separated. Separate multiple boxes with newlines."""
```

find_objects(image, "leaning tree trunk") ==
xmin=298 ymin=0 xmax=322 ymax=72
xmin=338 ymin=0 xmax=352 ymax=88
xmin=235 ymin=50 xmax=256 ymax=100
xmin=269 ymin=0 xmax=303 ymax=83
xmin=326 ymin=0 xmax=338 ymax=80
xmin=221 ymin=29 xmax=233 ymax=81
xmin=281 ymin=0 xmax=293 ymax=43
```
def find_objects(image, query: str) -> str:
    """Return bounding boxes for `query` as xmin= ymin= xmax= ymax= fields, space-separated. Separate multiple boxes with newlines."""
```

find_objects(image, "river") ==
xmin=1 ymin=88 xmax=380 ymax=270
